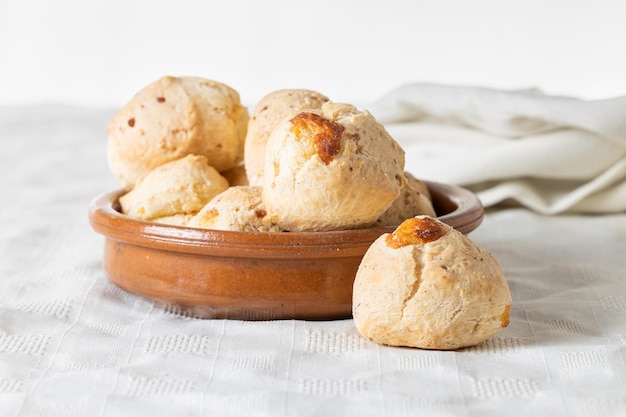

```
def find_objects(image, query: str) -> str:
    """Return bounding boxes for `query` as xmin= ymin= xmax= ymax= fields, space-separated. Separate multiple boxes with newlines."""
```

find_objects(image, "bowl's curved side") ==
xmin=101 ymin=236 xmax=356 ymax=320
xmin=88 ymin=181 xmax=484 ymax=320
xmin=429 ymin=182 xmax=484 ymax=234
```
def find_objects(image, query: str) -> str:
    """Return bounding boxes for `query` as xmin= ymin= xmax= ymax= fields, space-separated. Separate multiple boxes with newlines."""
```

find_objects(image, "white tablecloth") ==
xmin=1 ymin=105 xmax=625 ymax=417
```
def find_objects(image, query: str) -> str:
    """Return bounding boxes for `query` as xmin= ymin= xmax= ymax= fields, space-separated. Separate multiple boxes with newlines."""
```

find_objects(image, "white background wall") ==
xmin=1 ymin=0 xmax=625 ymax=107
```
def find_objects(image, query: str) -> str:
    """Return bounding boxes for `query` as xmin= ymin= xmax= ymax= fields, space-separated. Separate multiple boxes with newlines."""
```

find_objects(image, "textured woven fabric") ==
xmin=1 ymin=105 xmax=625 ymax=416
xmin=369 ymin=84 xmax=626 ymax=214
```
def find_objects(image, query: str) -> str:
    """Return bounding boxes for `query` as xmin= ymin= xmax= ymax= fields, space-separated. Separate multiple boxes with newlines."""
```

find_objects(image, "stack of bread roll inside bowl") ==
xmin=107 ymin=75 xmax=511 ymax=350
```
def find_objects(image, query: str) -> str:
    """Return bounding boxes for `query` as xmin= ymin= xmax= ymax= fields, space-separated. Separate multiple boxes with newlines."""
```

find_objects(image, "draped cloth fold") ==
xmin=367 ymin=84 xmax=626 ymax=214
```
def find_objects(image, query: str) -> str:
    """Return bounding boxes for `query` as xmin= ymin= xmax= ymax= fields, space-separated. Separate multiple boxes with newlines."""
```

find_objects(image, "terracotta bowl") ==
xmin=89 ymin=181 xmax=483 ymax=320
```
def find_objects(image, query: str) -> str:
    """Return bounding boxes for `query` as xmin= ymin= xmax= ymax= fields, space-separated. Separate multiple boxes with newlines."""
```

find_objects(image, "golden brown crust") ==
xmin=290 ymin=112 xmax=344 ymax=165
xmin=386 ymin=216 xmax=446 ymax=248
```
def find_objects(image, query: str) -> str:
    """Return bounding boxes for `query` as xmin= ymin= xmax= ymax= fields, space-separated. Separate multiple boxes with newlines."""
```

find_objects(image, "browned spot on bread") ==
xmin=345 ymin=132 xmax=362 ymax=153
xmin=201 ymin=208 xmax=219 ymax=222
xmin=290 ymin=112 xmax=344 ymax=165
xmin=254 ymin=209 xmax=267 ymax=218
xmin=156 ymin=96 xmax=166 ymax=103
xmin=386 ymin=217 xmax=446 ymax=248
xmin=345 ymin=132 xmax=360 ymax=142
xmin=500 ymin=304 xmax=511 ymax=327
xmin=128 ymin=118 xmax=135 ymax=127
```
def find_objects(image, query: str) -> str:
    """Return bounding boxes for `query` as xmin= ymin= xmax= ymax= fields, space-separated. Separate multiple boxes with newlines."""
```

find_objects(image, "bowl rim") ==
xmin=89 ymin=181 xmax=483 ymax=258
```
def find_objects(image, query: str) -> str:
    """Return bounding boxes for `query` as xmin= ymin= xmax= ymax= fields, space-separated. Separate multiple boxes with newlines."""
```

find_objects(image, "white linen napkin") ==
xmin=367 ymin=83 xmax=626 ymax=214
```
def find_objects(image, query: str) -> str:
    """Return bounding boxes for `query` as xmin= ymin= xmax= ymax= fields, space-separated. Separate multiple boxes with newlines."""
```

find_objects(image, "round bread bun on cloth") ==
xmin=353 ymin=216 xmax=512 ymax=350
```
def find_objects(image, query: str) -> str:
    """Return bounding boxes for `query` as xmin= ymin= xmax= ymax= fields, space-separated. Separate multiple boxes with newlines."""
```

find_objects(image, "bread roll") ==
xmin=244 ymin=89 xmax=329 ymax=186
xmin=220 ymin=163 xmax=249 ymax=187
xmin=374 ymin=172 xmax=436 ymax=226
xmin=151 ymin=213 xmax=195 ymax=226
xmin=262 ymin=102 xmax=405 ymax=231
xmin=353 ymin=216 xmax=511 ymax=350
xmin=107 ymin=76 xmax=249 ymax=188
xmin=189 ymin=186 xmax=281 ymax=232
xmin=119 ymin=154 xmax=228 ymax=221
xmin=406 ymin=171 xmax=431 ymax=202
